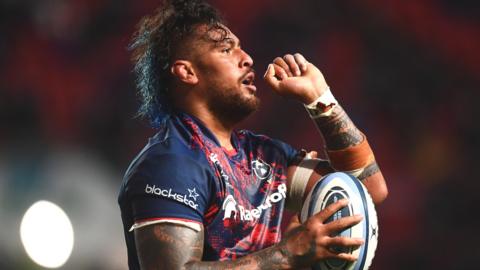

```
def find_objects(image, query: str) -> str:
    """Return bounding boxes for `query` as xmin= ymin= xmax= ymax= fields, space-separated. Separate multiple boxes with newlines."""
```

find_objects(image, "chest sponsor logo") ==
xmin=222 ymin=183 xmax=287 ymax=221
xmin=251 ymin=159 xmax=272 ymax=182
xmin=145 ymin=184 xmax=198 ymax=210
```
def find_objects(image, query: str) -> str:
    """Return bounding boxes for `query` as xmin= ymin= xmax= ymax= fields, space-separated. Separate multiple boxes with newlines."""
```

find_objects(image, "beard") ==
xmin=206 ymin=85 xmax=260 ymax=126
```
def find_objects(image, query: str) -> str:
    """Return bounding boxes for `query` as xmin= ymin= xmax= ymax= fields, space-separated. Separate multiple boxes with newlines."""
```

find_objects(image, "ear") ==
xmin=170 ymin=60 xmax=198 ymax=85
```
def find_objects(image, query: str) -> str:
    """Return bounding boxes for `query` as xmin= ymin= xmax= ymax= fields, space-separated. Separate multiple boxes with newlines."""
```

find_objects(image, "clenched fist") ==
xmin=264 ymin=53 xmax=329 ymax=104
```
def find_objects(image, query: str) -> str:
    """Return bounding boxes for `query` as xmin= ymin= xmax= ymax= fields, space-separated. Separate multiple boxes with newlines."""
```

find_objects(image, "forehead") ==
xmin=193 ymin=24 xmax=239 ymax=48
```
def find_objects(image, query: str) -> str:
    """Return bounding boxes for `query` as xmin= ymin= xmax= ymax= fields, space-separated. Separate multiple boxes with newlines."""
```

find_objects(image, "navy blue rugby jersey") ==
xmin=118 ymin=112 xmax=299 ymax=269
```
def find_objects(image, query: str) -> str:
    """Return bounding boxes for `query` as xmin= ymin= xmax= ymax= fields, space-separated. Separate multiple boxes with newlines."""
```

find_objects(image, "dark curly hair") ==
xmin=129 ymin=0 xmax=225 ymax=128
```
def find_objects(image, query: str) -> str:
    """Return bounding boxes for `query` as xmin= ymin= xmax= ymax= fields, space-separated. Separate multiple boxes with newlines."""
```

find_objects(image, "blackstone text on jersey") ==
xmin=222 ymin=183 xmax=287 ymax=221
xmin=145 ymin=185 xmax=199 ymax=210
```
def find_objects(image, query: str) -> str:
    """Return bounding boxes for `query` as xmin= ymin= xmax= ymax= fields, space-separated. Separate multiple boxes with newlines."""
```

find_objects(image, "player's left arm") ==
xmin=264 ymin=53 xmax=388 ymax=208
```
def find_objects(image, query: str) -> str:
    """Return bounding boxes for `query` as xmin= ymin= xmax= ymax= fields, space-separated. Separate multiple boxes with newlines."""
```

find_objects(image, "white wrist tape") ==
xmin=289 ymin=158 xmax=321 ymax=211
xmin=304 ymin=87 xmax=338 ymax=118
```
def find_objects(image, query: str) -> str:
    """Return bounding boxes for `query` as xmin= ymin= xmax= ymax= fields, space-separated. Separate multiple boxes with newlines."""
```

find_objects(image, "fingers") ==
xmin=333 ymin=252 xmax=359 ymax=262
xmin=326 ymin=236 xmax=364 ymax=248
xmin=323 ymin=237 xmax=363 ymax=262
xmin=271 ymin=53 xmax=308 ymax=78
xmin=294 ymin=53 xmax=308 ymax=73
xmin=289 ymin=213 xmax=301 ymax=224
xmin=309 ymin=199 xmax=363 ymax=235
xmin=325 ymin=214 xmax=363 ymax=232
xmin=273 ymin=57 xmax=293 ymax=77
xmin=313 ymin=198 xmax=350 ymax=222
xmin=306 ymin=150 xmax=318 ymax=159
xmin=284 ymin=54 xmax=301 ymax=76
xmin=264 ymin=64 xmax=281 ymax=89
xmin=273 ymin=64 xmax=288 ymax=80
xmin=284 ymin=214 xmax=302 ymax=235
xmin=322 ymin=247 xmax=359 ymax=262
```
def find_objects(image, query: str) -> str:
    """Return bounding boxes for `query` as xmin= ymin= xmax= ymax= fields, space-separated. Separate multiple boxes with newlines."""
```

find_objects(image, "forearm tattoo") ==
xmin=313 ymin=105 xmax=363 ymax=151
xmin=276 ymin=226 xmax=316 ymax=269
xmin=188 ymin=245 xmax=291 ymax=270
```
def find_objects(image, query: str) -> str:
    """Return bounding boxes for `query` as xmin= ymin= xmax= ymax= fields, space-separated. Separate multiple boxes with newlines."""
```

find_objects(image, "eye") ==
xmin=222 ymin=47 xmax=232 ymax=54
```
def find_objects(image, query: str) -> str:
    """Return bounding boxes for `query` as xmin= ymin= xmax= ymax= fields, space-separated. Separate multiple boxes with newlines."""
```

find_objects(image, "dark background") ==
xmin=1 ymin=0 xmax=479 ymax=269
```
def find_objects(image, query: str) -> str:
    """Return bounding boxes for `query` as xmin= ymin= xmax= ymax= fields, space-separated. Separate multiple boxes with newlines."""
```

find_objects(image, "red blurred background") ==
xmin=1 ymin=0 xmax=479 ymax=269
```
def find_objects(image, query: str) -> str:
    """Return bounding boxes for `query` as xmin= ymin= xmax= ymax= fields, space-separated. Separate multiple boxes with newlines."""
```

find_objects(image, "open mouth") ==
xmin=241 ymin=72 xmax=255 ymax=87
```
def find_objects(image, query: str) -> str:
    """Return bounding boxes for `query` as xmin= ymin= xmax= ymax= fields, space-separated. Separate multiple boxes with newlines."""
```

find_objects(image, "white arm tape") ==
xmin=289 ymin=158 xmax=321 ymax=210
xmin=129 ymin=218 xmax=202 ymax=232
xmin=345 ymin=167 xmax=364 ymax=178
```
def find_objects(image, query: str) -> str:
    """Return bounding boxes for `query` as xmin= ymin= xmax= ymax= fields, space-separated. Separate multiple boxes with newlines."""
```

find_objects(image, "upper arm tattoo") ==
xmin=134 ymin=223 xmax=296 ymax=270
xmin=357 ymin=161 xmax=380 ymax=181
xmin=135 ymin=223 xmax=204 ymax=270
xmin=313 ymin=105 xmax=363 ymax=150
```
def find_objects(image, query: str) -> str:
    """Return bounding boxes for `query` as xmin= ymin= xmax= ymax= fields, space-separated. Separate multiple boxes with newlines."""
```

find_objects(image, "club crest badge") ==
xmin=251 ymin=159 xmax=272 ymax=183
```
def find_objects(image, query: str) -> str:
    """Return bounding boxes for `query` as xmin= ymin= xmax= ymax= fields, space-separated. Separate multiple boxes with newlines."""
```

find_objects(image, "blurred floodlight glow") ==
xmin=20 ymin=200 xmax=74 ymax=268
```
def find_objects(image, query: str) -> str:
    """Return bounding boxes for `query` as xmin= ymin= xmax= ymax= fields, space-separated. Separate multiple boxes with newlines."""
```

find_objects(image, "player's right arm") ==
xmin=135 ymin=199 xmax=363 ymax=270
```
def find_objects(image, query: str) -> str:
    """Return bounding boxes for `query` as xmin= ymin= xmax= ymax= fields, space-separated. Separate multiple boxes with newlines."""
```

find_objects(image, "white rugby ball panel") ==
xmin=299 ymin=172 xmax=378 ymax=270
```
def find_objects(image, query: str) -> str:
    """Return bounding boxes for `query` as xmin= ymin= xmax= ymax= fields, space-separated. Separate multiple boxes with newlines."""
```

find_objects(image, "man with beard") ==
xmin=118 ymin=1 xmax=388 ymax=269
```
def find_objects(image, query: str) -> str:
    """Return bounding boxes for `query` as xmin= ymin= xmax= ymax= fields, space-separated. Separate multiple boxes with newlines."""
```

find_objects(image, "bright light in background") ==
xmin=20 ymin=200 xmax=74 ymax=268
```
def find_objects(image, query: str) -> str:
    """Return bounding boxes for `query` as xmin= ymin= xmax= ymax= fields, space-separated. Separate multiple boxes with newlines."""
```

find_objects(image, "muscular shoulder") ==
xmin=119 ymin=131 xmax=214 ymax=205
xmin=126 ymin=131 xmax=209 ymax=177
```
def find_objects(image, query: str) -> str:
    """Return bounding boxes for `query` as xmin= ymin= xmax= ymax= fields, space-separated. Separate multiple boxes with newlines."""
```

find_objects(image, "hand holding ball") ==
xmin=300 ymin=172 xmax=379 ymax=270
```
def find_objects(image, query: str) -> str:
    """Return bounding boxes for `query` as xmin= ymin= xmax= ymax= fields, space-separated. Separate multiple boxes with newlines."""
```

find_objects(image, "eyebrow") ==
xmin=219 ymin=37 xmax=240 ymax=48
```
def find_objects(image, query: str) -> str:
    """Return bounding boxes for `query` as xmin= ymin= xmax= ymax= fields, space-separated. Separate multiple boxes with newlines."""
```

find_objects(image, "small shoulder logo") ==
xmin=251 ymin=159 xmax=272 ymax=182
xmin=188 ymin=188 xmax=199 ymax=201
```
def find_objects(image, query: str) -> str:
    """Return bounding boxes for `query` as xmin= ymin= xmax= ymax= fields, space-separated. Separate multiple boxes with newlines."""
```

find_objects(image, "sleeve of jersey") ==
xmin=126 ymin=153 xmax=212 ymax=232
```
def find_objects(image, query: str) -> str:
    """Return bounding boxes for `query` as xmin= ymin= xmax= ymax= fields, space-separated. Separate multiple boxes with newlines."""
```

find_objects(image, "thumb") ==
xmin=285 ymin=213 xmax=302 ymax=235
xmin=263 ymin=64 xmax=280 ymax=90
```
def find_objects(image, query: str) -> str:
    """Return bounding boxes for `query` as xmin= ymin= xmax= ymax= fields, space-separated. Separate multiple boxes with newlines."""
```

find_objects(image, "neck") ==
xmin=195 ymin=112 xmax=235 ymax=150
xmin=173 ymin=88 xmax=238 ymax=150
xmin=176 ymin=100 xmax=236 ymax=150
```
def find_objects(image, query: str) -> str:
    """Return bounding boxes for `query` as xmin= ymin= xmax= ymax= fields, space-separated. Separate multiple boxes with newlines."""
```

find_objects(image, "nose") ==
xmin=239 ymin=49 xmax=253 ymax=68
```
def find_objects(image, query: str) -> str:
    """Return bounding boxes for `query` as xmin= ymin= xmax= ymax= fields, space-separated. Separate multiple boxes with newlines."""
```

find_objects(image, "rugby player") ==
xmin=118 ymin=0 xmax=388 ymax=269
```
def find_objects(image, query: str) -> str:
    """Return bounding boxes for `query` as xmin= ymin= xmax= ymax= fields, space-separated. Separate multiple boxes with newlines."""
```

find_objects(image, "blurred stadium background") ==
xmin=1 ymin=0 xmax=479 ymax=269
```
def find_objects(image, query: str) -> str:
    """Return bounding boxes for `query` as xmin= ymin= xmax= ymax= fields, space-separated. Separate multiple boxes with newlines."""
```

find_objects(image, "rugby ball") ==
xmin=300 ymin=172 xmax=378 ymax=270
